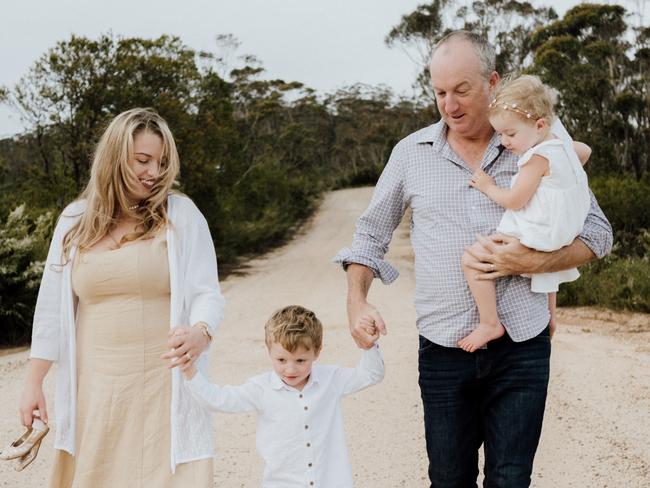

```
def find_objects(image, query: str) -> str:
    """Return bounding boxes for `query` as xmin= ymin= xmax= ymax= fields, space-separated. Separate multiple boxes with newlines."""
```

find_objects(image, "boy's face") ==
xmin=268 ymin=342 xmax=320 ymax=391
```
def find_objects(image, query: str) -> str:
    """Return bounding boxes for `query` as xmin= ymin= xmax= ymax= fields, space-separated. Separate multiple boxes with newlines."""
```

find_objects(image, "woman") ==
xmin=19 ymin=108 xmax=224 ymax=486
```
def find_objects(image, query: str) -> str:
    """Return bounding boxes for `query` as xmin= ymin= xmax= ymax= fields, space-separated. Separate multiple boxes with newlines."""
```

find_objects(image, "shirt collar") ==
xmin=416 ymin=119 xmax=503 ymax=149
xmin=416 ymin=119 xmax=505 ymax=166
xmin=269 ymin=367 xmax=320 ymax=391
xmin=415 ymin=120 xmax=447 ymax=149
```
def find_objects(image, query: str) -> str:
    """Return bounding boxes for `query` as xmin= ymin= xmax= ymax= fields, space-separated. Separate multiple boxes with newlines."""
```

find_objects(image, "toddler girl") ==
xmin=459 ymin=75 xmax=592 ymax=352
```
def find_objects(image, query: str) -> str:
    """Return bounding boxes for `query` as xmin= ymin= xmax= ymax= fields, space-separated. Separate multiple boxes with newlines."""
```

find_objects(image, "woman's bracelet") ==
xmin=194 ymin=322 xmax=213 ymax=345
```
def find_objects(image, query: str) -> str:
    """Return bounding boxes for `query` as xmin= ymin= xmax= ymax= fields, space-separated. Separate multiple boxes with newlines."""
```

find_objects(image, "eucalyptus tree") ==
xmin=530 ymin=3 xmax=650 ymax=178
xmin=385 ymin=0 xmax=557 ymax=100
xmin=5 ymin=34 xmax=200 ymax=195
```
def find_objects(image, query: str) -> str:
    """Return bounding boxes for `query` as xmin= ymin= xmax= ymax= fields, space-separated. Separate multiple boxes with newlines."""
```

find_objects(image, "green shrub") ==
xmin=0 ymin=206 xmax=54 ymax=345
xmin=559 ymin=252 xmax=650 ymax=312
xmin=590 ymin=176 xmax=650 ymax=257
xmin=214 ymin=162 xmax=320 ymax=261
xmin=558 ymin=178 xmax=650 ymax=311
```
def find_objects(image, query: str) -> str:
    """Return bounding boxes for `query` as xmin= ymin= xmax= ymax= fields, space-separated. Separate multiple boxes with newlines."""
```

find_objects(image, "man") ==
xmin=334 ymin=31 xmax=612 ymax=487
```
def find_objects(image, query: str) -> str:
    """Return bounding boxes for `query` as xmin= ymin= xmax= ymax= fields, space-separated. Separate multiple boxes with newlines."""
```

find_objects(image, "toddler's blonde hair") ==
xmin=265 ymin=305 xmax=323 ymax=352
xmin=489 ymin=74 xmax=558 ymax=124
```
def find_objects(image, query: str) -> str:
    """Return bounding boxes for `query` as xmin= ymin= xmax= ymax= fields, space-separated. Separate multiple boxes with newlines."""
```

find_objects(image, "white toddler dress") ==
xmin=497 ymin=138 xmax=591 ymax=293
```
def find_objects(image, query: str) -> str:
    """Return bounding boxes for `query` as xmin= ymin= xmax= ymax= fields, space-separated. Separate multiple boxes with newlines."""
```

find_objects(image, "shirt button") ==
xmin=306 ymin=442 xmax=311 ymax=447
xmin=305 ymin=425 xmax=309 ymax=429
xmin=308 ymin=463 xmax=312 ymax=467
xmin=304 ymin=406 xmax=308 ymax=411
xmin=310 ymin=483 xmax=314 ymax=486
xmin=299 ymin=394 xmax=303 ymax=398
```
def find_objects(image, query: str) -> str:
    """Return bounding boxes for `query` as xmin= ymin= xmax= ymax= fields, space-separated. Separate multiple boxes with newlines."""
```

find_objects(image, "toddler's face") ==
xmin=268 ymin=342 xmax=320 ymax=391
xmin=490 ymin=111 xmax=547 ymax=156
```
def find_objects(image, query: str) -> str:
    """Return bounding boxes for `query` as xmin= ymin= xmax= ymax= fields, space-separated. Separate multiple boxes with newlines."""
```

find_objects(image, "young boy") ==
xmin=181 ymin=305 xmax=384 ymax=487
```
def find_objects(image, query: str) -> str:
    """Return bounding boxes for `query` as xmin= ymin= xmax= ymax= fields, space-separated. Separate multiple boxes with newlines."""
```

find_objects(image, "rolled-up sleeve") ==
xmin=333 ymin=143 xmax=407 ymax=284
xmin=577 ymin=190 xmax=613 ymax=259
xmin=184 ymin=202 xmax=225 ymax=333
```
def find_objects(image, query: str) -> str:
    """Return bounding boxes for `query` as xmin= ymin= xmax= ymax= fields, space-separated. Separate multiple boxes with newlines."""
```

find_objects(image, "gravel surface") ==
xmin=1 ymin=187 xmax=648 ymax=487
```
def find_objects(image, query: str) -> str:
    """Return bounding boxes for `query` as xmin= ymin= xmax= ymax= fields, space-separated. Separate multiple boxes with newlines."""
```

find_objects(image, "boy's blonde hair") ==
xmin=265 ymin=305 xmax=323 ymax=353
xmin=488 ymin=74 xmax=558 ymax=124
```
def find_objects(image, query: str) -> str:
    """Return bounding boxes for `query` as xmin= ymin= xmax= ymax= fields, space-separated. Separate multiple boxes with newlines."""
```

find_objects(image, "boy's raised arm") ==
xmin=335 ymin=344 xmax=385 ymax=398
xmin=185 ymin=373 xmax=262 ymax=413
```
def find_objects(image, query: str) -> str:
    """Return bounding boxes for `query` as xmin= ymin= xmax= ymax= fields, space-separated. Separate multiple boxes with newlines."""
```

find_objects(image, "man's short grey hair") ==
xmin=431 ymin=30 xmax=496 ymax=79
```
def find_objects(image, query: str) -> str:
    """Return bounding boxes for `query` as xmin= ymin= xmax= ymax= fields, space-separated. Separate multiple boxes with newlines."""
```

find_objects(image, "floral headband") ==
xmin=488 ymin=99 xmax=537 ymax=119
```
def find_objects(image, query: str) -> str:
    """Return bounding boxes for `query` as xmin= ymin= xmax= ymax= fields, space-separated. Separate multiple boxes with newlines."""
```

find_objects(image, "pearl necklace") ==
xmin=128 ymin=203 xmax=141 ymax=210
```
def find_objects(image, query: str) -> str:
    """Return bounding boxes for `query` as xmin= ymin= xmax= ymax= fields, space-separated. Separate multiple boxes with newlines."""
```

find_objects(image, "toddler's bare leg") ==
xmin=458 ymin=245 xmax=505 ymax=352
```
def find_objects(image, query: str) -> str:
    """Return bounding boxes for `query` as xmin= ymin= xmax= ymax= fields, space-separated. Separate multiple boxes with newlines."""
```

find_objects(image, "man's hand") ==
xmin=347 ymin=301 xmax=386 ymax=349
xmin=469 ymin=168 xmax=496 ymax=193
xmin=549 ymin=314 xmax=557 ymax=339
xmin=464 ymin=233 xmax=541 ymax=280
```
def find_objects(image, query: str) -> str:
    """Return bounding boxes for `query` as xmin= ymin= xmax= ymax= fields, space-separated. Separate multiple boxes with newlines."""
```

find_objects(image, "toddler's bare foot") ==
xmin=458 ymin=322 xmax=505 ymax=353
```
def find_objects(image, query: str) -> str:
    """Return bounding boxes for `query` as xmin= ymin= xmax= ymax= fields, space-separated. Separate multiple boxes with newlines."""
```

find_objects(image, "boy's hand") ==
xmin=469 ymin=169 xmax=495 ymax=193
xmin=359 ymin=316 xmax=380 ymax=344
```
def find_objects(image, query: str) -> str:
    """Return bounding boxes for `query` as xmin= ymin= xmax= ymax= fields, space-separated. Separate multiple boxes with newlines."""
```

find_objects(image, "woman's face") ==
xmin=127 ymin=131 xmax=163 ymax=201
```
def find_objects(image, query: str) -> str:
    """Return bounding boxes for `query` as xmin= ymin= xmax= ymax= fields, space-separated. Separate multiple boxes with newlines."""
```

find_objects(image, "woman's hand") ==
xmin=19 ymin=382 xmax=48 ymax=427
xmin=161 ymin=323 xmax=211 ymax=370
xmin=19 ymin=358 xmax=52 ymax=427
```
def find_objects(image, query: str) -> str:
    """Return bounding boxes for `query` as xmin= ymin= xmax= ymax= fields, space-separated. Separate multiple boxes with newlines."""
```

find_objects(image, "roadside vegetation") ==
xmin=1 ymin=1 xmax=648 ymax=345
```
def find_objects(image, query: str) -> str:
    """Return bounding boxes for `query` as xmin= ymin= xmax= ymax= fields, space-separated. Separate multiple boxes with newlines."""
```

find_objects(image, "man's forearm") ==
xmin=530 ymin=238 xmax=597 ymax=274
xmin=345 ymin=263 xmax=388 ymax=346
xmin=346 ymin=263 xmax=375 ymax=305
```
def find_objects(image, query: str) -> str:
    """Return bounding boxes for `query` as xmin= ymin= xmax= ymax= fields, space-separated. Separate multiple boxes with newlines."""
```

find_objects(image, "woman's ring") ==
xmin=186 ymin=353 xmax=193 ymax=361
xmin=490 ymin=263 xmax=495 ymax=272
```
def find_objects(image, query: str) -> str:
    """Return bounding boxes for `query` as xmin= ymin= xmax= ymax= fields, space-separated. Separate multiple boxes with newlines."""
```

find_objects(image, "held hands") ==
xmin=463 ymin=233 xmax=541 ymax=279
xmin=161 ymin=323 xmax=211 ymax=375
xmin=469 ymin=169 xmax=495 ymax=193
xmin=348 ymin=301 xmax=386 ymax=349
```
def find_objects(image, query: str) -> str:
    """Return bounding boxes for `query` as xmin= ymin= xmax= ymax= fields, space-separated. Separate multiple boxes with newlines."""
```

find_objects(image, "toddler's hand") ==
xmin=470 ymin=169 xmax=495 ymax=193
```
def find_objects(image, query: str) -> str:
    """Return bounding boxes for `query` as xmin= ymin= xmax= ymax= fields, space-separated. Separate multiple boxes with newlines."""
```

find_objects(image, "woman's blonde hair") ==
xmin=61 ymin=108 xmax=180 ymax=262
xmin=488 ymin=74 xmax=558 ymax=124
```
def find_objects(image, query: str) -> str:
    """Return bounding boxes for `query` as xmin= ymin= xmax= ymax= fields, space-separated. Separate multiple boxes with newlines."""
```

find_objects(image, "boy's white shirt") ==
xmin=186 ymin=344 xmax=385 ymax=488
xmin=29 ymin=193 xmax=225 ymax=472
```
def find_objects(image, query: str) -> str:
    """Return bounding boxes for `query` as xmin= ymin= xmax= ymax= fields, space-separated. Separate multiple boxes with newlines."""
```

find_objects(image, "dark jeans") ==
xmin=418 ymin=327 xmax=551 ymax=488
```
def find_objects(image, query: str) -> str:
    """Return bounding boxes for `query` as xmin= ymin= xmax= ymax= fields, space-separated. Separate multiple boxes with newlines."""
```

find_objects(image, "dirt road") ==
xmin=1 ymin=187 xmax=648 ymax=487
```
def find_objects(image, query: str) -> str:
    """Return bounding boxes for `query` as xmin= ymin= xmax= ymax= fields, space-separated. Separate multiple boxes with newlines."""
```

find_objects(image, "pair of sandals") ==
xmin=0 ymin=414 xmax=49 ymax=471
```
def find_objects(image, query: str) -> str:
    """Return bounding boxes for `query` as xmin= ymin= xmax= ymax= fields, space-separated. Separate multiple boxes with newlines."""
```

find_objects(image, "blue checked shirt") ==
xmin=334 ymin=120 xmax=613 ymax=347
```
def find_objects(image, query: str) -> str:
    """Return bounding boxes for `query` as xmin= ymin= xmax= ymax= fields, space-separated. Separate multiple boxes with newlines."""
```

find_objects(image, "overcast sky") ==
xmin=0 ymin=0 xmax=634 ymax=137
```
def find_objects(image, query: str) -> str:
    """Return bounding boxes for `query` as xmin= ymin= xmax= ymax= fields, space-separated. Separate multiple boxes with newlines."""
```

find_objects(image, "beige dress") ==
xmin=49 ymin=234 xmax=213 ymax=487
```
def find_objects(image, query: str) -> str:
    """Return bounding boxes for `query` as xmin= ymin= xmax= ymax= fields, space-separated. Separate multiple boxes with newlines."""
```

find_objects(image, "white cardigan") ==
xmin=29 ymin=193 xmax=225 ymax=472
